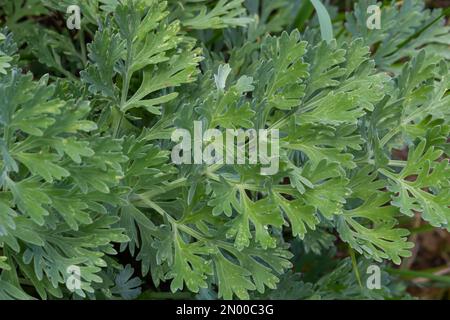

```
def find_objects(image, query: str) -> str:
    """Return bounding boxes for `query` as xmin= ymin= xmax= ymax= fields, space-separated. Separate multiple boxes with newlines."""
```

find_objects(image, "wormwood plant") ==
xmin=0 ymin=0 xmax=449 ymax=300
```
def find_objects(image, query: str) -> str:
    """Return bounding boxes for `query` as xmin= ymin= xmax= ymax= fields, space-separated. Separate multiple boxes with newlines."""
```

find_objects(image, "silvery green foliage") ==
xmin=0 ymin=0 xmax=448 ymax=300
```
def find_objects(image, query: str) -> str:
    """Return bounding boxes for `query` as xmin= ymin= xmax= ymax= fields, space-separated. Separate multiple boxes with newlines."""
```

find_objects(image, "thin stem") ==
xmin=112 ymin=107 xmax=124 ymax=139
xmin=380 ymin=127 xmax=400 ymax=147
xmin=349 ymin=247 xmax=363 ymax=289
xmin=366 ymin=159 xmax=407 ymax=167
xmin=133 ymin=178 xmax=188 ymax=200
xmin=59 ymin=67 xmax=78 ymax=81
xmin=388 ymin=160 xmax=407 ymax=167
xmin=136 ymin=194 xmax=211 ymax=242
xmin=3 ymin=125 xmax=10 ymax=149
xmin=113 ymin=39 xmax=133 ymax=138
xmin=79 ymin=27 xmax=87 ymax=67
xmin=387 ymin=267 xmax=450 ymax=284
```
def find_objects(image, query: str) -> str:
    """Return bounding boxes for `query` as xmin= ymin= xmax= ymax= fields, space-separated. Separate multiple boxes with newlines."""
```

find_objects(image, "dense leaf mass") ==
xmin=0 ymin=0 xmax=449 ymax=300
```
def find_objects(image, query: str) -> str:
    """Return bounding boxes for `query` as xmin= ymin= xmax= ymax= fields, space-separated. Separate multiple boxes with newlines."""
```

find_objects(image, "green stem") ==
xmin=113 ymin=40 xmax=133 ymax=138
xmin=388 ymin=160 xmax=407 ymax=167
xmin=59 ymin=67 xmax=78 ymax=81
xmin=387 ymin=268 xmax=450 ymax=284
xmin=136 ymin=195 xmax=211 ymax=242
xmin=133 ymin=178 xmax=188 ymax=200
xmin=380 ymin=127 xmax=400 ymax=147
xmin=349 ymin=247 xmax=363 ymax=289
xmin=79 ymin=27 xmax=87 ymax=67
xmin=3 ymin=125 xmax=10 ymax=149
xmin=391 ymin=7 xmax=450 ymax=54
xmin=112 ymin=106 xmax=124 ymax=139
xmin=366 ymin=159 xmax=407 ymax=167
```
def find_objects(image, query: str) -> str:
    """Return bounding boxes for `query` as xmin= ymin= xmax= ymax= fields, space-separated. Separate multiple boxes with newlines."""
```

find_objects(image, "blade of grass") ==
xmin=294 ymin=1 xmax=315 ymax=31
xmin=387 ymin=268 xmax=450 ymax=284
xmin=310 ymin=0 xmax=334 ymax=43
xmin=349 ymin=247 xmax=363 ymax=289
